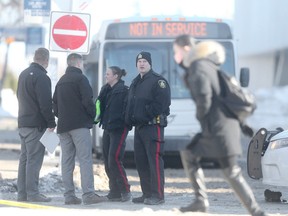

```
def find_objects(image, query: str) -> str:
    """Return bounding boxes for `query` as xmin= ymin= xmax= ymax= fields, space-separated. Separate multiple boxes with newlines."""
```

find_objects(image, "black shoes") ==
xmin=132 ymin=195 xmax=164 ymax=205
xmin=144 ymin=197 xmax=165 ymax=205
xmin=106 ymin=192 xmax=131 ymax=202
xmin=179 ymin=199 xmax=209 ymax=212
xmin=17 ymin=196 xmax=27 ymax=202
xmin=121 ymin=192 xmax=132 ymax=202
xmin=27 ymin=194 xmax=52 ymax=202
xmin=17 ymin=193 xmax=51 ymax=202
xmin=252 ymin=211 xmax=268 ymax=216
xmin=65 ymin=196 xmax=82 ymax=205
xmin=106 ymin=193 xmax=122 ymax=202
xmin=132 ymin=195 xmax=146 ymax=203
xmin=83 ymin=193 xmax=108 ymax=205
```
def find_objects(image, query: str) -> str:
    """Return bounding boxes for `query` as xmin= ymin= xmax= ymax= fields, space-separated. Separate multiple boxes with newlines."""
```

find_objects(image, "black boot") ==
xmin=222 ymin=165 xmax=267 ymax=216
xmin=252 ymin=211 xmax=268 ymax=216
xmin=180 ymin=198 xmax=209 ymax=212
xmin=180 ymin=150 xmax=209 ymax=212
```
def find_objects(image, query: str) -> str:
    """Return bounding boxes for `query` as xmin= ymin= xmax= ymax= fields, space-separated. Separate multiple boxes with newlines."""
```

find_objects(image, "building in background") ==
xmin=234 ymin=0 xmax=288 ymax=91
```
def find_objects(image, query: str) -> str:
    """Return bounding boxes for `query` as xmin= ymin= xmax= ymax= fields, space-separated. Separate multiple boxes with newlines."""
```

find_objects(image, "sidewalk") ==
xmin=0 ymin=143 xmax=21 ymax=180
xmin=0 ymin=116 xmax=21 ymax=180
xmin=0 ymin=116 xmax=60 ymax=180
xmin=0 ymin=117 xmax=20 ymax=144
xmin=0 ymin=142 xmax=60 ymax=180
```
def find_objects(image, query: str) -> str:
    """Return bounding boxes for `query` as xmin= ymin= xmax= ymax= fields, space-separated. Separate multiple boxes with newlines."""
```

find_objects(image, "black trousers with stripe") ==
xmin=102 ymin=127 xmax=130 ymax=195
xmin=134 ymin=124 xmax=165 ymax=199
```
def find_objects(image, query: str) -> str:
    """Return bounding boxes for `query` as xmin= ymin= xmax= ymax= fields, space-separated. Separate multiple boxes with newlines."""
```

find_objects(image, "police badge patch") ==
xmin=158 ymin=80 xmax=166 ymax=88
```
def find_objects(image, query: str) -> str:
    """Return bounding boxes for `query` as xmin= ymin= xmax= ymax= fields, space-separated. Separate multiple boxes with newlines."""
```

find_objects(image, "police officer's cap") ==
xmin=136 ymin=51 xmax=152 ymax=66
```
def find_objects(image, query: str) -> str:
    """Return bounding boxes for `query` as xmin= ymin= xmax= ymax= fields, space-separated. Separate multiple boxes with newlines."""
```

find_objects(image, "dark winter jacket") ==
xmin=125 ymin=69 xmax=171 ymax=126
xmin=17 ymin=62 xmax=56 ymax=130
xmin=182 ymin=41 xmax=242 ymax=158
xmin=98 ymin=80 xmax=129 ymax=130
xmin=53 ymin=66 xmax=95 ymax=134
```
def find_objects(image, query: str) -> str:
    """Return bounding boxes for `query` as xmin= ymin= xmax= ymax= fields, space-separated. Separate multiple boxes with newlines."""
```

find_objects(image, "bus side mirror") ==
xmin=240 ymin=67 xmax=250 ymax=87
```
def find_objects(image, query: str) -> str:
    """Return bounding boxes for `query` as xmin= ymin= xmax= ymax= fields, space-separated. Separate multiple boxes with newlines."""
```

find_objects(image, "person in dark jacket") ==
xmin=17 ymin=47 xmax=56 ymax=202
xmin=125 ymin=51 xmax=171 ymax=205
xmin=52 ymin=53 xmax=107 ymax=205
xmin=173 ymin=34 xmax=267 ymax=216
xmin=96 ymin=66 xmax=131 ymax=202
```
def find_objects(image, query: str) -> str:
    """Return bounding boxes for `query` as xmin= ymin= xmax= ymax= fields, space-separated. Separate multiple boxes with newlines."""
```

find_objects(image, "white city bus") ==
xmin=83 ymin=16 xmax=248 ymax=165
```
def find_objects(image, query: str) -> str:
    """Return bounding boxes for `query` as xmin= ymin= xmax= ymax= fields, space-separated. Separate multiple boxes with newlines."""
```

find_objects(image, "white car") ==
xmin=247 ymin=127 xmax=288 ymax=202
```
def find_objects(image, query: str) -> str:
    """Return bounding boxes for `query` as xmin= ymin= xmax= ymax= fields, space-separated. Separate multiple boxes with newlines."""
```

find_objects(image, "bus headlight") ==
xmin=270 ymin=139 xmax=288 ymax=150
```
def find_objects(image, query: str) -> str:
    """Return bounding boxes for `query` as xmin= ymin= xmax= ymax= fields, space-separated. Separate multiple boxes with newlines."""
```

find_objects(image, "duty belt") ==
xmin=148 ymin=115 xmax=167 ymax=127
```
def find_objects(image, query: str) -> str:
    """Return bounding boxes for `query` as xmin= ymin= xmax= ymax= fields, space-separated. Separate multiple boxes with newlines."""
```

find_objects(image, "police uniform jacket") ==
xmin=98 ymin=80 xmax=129 ymax=130
xmin=125 ymin=69 xmax=171 ymax=126
xmin=53 ymin=66 xmax=95 ymax=134
xmin=17 ymin=62 xmax=56 ymax=130
xmin=182 ymin=41 xmax=242 ymax=158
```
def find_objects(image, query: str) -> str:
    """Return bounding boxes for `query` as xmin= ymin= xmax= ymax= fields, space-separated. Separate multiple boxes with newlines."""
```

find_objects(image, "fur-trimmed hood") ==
xmin=183 ymin=41 xmax=226 ymax=68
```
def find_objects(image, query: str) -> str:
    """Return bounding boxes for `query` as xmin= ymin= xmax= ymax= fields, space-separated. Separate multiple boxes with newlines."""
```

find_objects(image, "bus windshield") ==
xmin=102 ymin=41 xmax=234 ymax=99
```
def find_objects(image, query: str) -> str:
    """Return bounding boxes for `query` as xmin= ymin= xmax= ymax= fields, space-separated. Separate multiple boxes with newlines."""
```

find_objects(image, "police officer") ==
xmin=125 ymin=51 xmax=171 ymax=205
xmin=96 ymin=66 xmax=131 ymax=202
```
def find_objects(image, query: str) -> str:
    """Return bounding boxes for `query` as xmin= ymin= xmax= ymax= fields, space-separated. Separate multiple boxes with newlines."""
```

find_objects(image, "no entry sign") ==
xmin=49 ymin=11 xmax=90 ymax=53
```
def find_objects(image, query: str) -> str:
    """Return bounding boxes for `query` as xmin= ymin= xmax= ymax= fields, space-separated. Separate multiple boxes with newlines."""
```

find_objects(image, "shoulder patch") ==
xmin=158 ymin=80 xmax=167 ymax=88
xmin=152 ymin=72 xmax=161 ymax=77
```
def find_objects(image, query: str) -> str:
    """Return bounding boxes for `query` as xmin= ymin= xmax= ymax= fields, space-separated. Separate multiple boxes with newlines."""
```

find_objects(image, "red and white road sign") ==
xmin=49 ymin=11 xmax=90 ymax=53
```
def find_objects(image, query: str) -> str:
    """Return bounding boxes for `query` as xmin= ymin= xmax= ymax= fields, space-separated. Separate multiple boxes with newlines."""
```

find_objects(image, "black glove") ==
xmin=240 ymin=123 xmax=254 ymax=137
xmin=126 ymin=124 xmax=133 ymax=131
xmin=186 ymin=133 xmax=202 ymax=150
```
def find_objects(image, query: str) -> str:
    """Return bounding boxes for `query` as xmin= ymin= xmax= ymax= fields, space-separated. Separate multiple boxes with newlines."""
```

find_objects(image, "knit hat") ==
xmin=136 ymin=51 xmax=152 ymax=66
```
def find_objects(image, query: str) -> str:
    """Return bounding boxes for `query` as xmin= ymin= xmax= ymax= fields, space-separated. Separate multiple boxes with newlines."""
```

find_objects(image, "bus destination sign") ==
xmin=105 ymin=21 xmax=232 ymax=40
